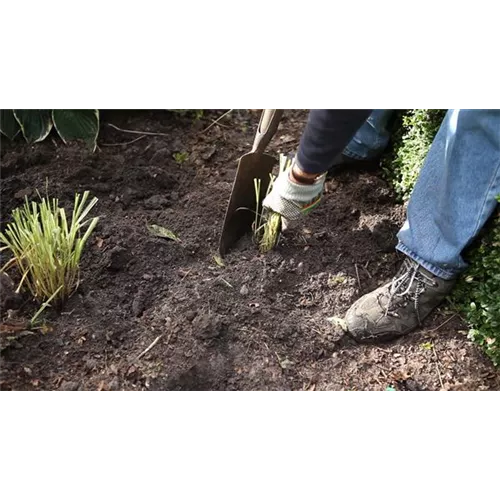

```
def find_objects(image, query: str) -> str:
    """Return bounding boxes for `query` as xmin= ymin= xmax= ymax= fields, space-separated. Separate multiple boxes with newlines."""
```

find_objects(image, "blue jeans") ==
xmin=343 ymin=109 xmax=394 ymax=160
xmin=348 ymin=109 xmax=500 ymax=280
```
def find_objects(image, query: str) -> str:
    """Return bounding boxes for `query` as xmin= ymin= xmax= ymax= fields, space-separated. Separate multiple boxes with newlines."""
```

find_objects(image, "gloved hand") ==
xmin=262 ymin=157 xmax=326 ymax=221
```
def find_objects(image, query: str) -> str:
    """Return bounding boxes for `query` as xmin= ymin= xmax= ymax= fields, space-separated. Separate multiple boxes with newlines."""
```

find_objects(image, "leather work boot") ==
xmin=327 ymin=153 xmax=384 ymax=178
xmin=345 ymin=257 xmax=456 ymax=343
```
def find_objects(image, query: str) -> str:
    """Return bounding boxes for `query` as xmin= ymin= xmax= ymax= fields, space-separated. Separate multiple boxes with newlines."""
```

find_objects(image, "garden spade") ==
xmin=219 ymin=109 xmax=284 ymax=256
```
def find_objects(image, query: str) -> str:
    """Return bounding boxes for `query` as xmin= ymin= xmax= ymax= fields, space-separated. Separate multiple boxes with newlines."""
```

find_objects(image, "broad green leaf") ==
xmin=0 ymin=110 xmax=21 ymax=140
xmin=52 ymin=110 xmax=99 ymax=152
xmin=13 ymin=110 xmax=53 ymax=144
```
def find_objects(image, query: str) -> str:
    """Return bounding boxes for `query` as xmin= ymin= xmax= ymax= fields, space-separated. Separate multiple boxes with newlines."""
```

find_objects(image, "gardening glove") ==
xmin=262 ymin=157 xmax=326 ymax=221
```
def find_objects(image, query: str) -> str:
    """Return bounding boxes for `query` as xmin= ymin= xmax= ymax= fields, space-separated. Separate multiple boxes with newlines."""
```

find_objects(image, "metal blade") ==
xmin=219 ymin=151 xmax=276 ymax=256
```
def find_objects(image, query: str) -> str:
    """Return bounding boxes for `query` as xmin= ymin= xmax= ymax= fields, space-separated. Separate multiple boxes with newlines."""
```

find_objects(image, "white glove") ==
xmin=263 ymin=158 xmax=326 ymax=220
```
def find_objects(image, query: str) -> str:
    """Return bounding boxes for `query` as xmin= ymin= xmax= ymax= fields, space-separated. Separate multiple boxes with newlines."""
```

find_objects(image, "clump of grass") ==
xmin=259 ymin=211 xmax=282 ymax=253
xmin=253 ymin=154 xmax=292 ymax=253
xmin=0 ymin=191 xmax=99 ymax=307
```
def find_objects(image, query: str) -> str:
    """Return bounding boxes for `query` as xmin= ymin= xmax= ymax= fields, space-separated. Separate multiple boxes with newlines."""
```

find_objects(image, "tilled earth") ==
xmin=1 ymin=109 xmax=499 ymax=391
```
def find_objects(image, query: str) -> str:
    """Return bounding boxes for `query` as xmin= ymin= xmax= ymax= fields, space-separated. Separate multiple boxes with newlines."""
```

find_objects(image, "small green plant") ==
xmin=194 ymin=110 xmax=204 ymax=121
xmin=0 ymin=109 xmax=100 ymax=151
xmin=173 ymin=151 xmax=189 ymax=164
xmin=253 ymin=154 xmax=291 ymax=253
xmin=0 ymin=191 xmax=99 ymax=307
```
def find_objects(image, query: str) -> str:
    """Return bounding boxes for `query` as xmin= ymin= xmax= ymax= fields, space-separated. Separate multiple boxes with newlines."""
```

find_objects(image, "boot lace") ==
xmin=384 ymin=259 xmax=437 ymax=323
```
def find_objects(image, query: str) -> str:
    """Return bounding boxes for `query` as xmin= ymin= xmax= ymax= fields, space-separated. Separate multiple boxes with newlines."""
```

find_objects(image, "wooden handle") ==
xmin=252 ymin=109 xmax=284 ymax=154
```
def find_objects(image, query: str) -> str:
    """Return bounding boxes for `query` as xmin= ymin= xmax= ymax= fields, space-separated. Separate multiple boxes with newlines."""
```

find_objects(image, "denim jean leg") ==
xmin=343 ymin=110 xmax=394 ymax=160
xmin=397 ymin=109 xmax=500 ymax=280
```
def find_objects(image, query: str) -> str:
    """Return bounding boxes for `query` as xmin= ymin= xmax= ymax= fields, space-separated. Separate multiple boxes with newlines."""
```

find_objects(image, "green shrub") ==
xmin=0 ymin=110 xmax=100 ymax=151
xmin=453 ymin=203 xmax=500 ymax=366
xmin=383 ymin=110 xmax=500 ymax=366
xmin=382 ymin=109 xmax=446 ymax=201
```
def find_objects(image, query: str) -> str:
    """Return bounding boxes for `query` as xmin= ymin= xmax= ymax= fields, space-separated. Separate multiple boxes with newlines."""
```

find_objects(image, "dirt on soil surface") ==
xmin=1 ymin=109 xmax=499 ymax=391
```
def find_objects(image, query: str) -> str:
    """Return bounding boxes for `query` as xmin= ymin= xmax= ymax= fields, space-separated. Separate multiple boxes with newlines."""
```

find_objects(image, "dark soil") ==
xmin=1 ymin=110 xmax=499 ymax=391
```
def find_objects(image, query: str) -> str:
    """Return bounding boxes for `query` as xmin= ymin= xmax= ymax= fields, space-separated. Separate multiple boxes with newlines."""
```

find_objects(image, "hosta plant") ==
xmin=0 ymin=109 xmax=100 ymax=151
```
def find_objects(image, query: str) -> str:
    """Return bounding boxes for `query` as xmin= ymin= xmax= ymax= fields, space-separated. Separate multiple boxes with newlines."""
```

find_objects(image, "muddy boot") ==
xmin=345 ymin=257 xmax=456 ymax=343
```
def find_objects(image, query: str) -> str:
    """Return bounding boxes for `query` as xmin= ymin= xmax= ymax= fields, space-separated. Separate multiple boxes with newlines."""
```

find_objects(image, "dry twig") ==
xmin=354 ymin=263 xmax=362 ymax=291
xmin=101 ymin=135 xmax=148 ymax=147
xmin=200 ymin=109 xmax=233 ymax=134
xmin=135 ymin=334 xmax=164 ymax=361
xmin=428 ymin=314 xmax=457 ymax=333
xmin=105 ymin=123 xmax=171 ymax=137
xmin=432 ymin=344 xmax=445 ymax=389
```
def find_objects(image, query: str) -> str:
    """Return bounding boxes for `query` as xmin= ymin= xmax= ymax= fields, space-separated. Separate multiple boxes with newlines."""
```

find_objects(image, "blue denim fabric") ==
xmin=347 ymin=109 xmax=500 ymax=279
xmin=343 ymin=110 xmax=394 ymax=160
xmin=397 ymin=109 xmax=500 ymax=280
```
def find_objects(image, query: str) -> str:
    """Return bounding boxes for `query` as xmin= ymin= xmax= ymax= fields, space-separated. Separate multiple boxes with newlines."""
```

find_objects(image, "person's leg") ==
xmin=345 ymin=109 xmax=500 ymax=342
xmin=397 ymin=109 xmax=500 ymax=279
xmin=342 ymin=109 xmax=395 ymax=161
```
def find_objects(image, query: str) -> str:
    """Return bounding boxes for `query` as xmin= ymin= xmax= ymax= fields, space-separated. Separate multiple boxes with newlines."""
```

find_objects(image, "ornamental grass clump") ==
xmin=0 ymin=191 xmax=99 ymax=307
xmin=253 ymin=154 xmax=291 ymax=253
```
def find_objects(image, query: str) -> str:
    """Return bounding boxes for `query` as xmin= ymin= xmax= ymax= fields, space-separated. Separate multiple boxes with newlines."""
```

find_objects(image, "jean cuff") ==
xmin=342 ymin=147 xmax=369 ymax=161
xmin=396 ymin=242 xmax=459 ymax=280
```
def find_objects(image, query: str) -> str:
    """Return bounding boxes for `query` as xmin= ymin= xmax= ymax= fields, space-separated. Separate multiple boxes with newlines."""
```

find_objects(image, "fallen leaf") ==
xmin=326 ymin=316 xmax=348 ymax=331
xmin=40 ymin=324 xmax=53 ymax=334
xmin=281 ymin=359 xmax=294 ymax=369
xmin=14 ymin=187 xmax=33 ymax=199
xmin=0 ymin=321 xmax=29 ymax=334
xmin=97 ymin=380 xmax=107 ymax=391
xmin=213 ymin=255 xmax=225 ymax=267
xmin=147 ymin=224 xmax=181 ymax=242
xmin=278 ymin=134 xmax=295 ymax=144
xmin=328 ymin=274 xmax=347 ymax=286
xmin=276 ymin=354 xmax=294 ymax=370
